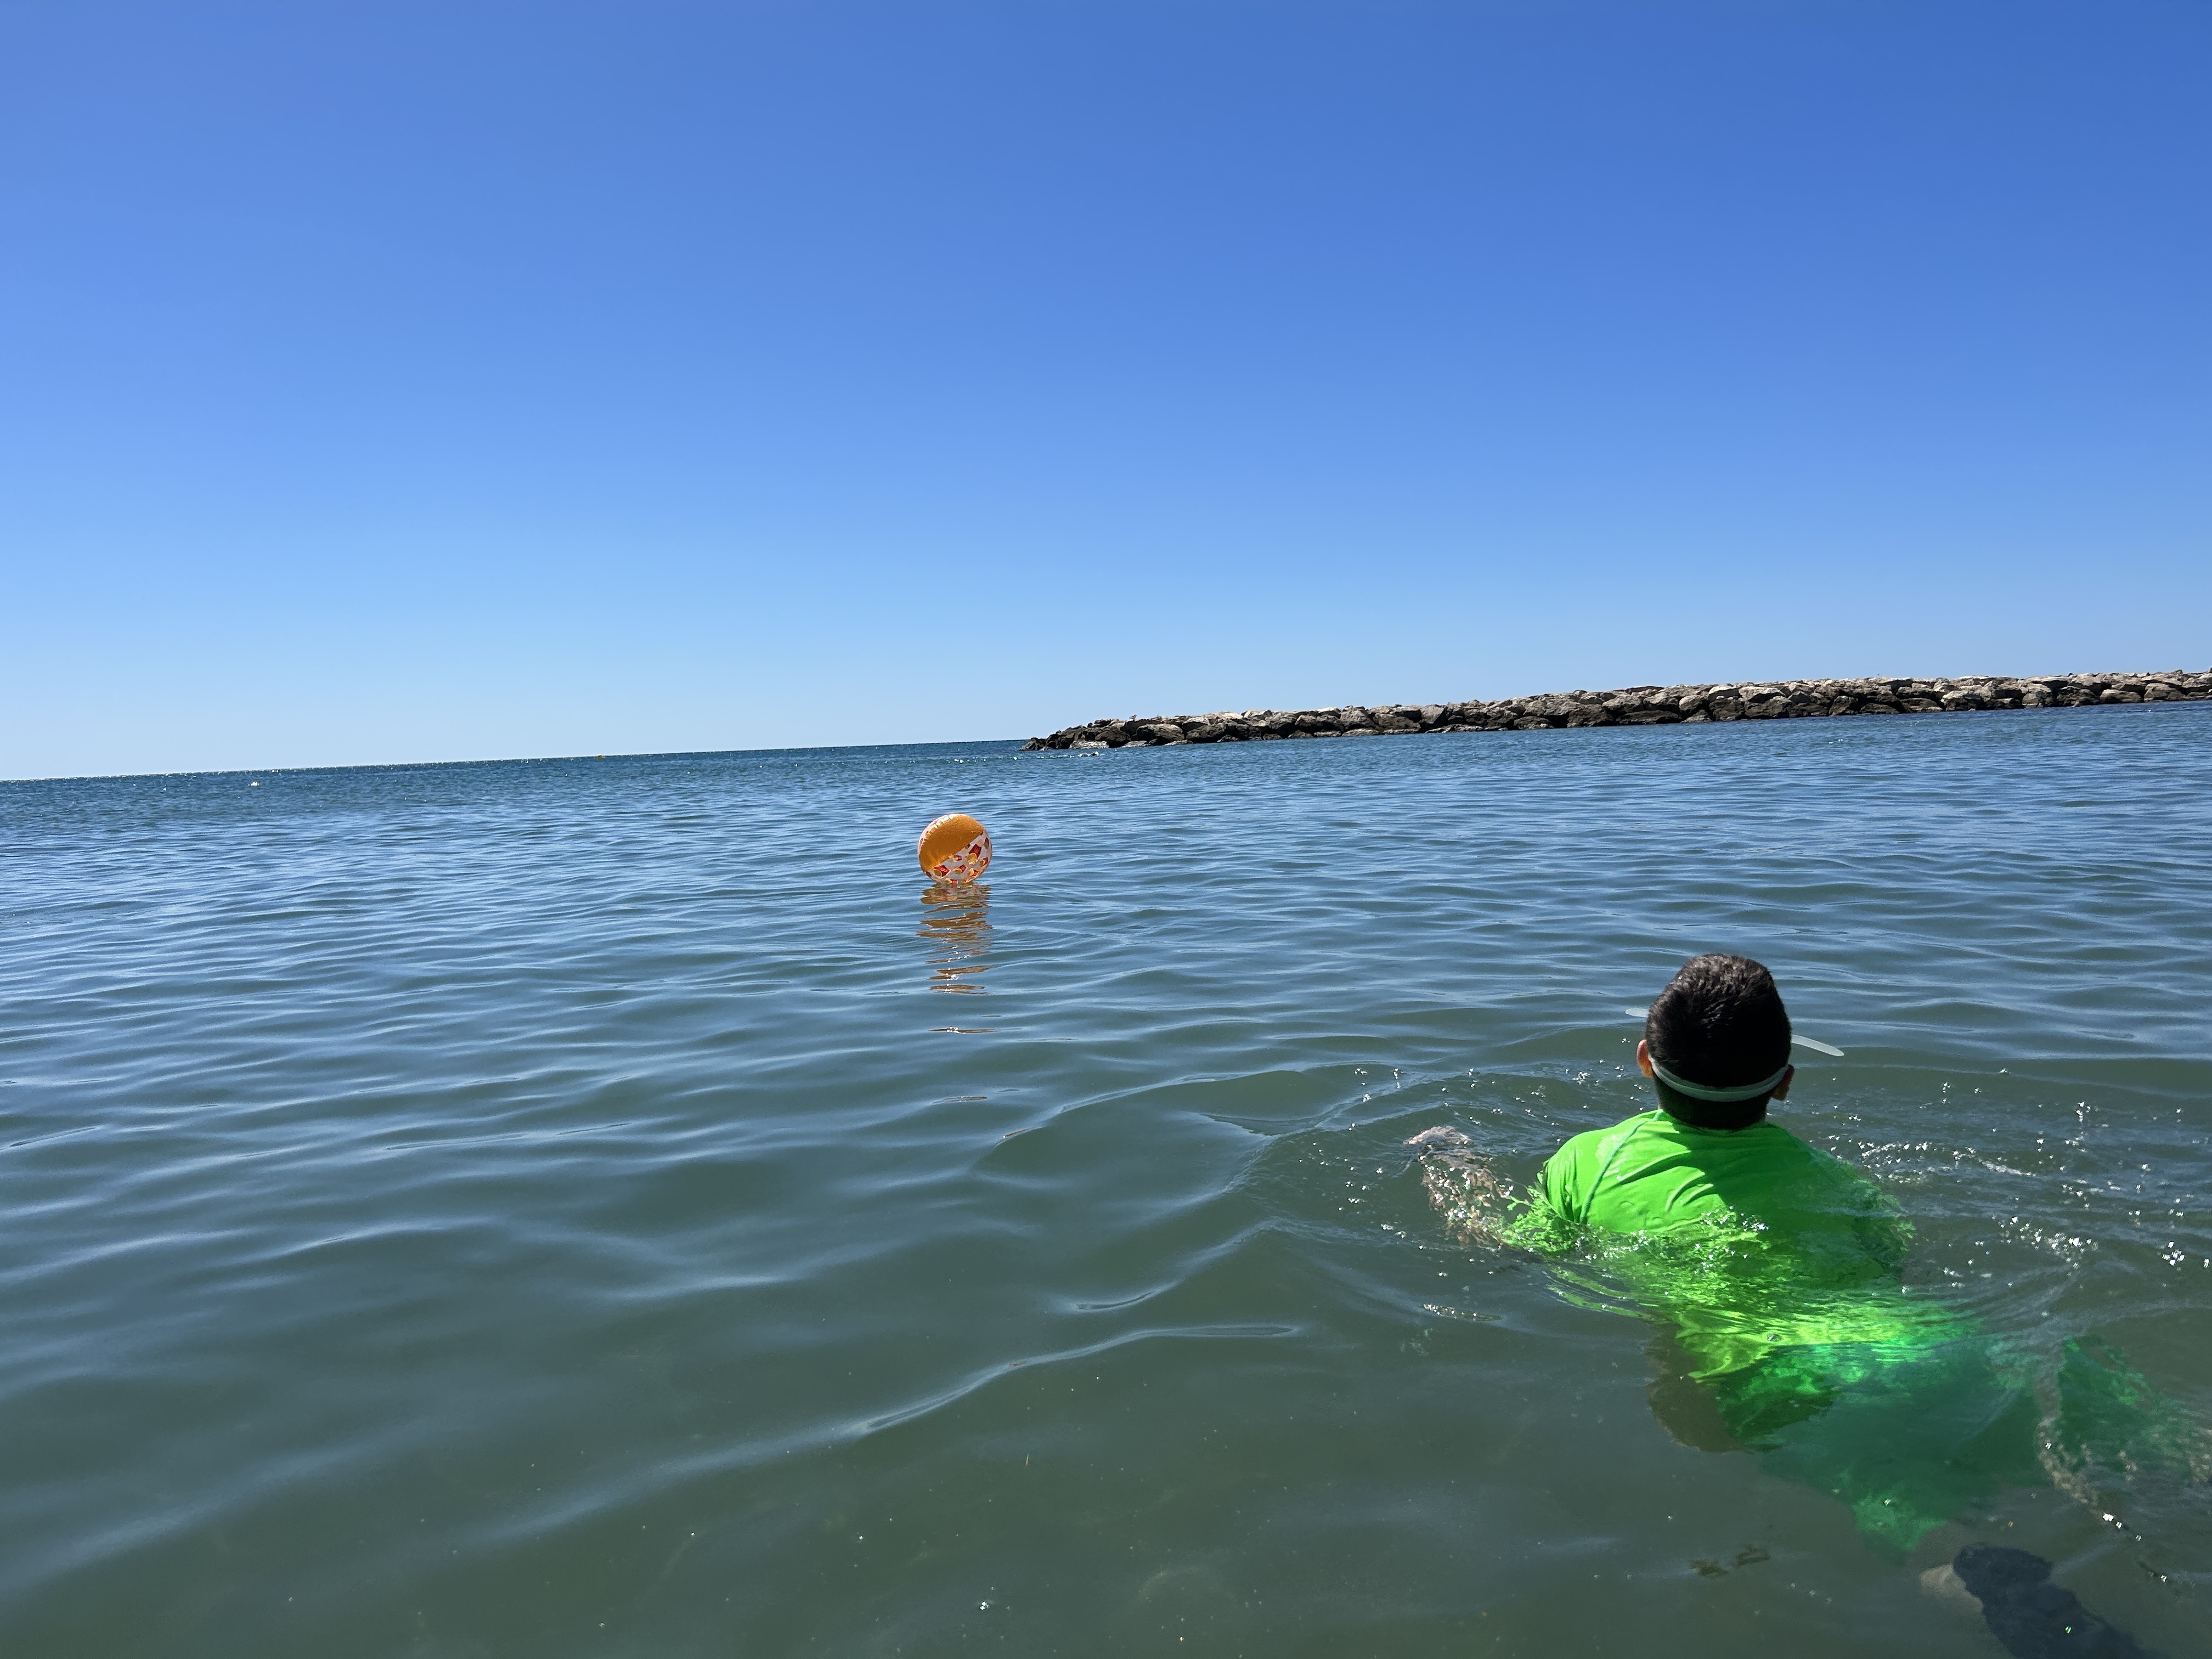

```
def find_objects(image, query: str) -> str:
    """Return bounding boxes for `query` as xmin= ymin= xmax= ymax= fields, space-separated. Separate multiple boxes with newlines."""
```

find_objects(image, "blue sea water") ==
xmin=2 ymin=704 xmax=2209 ymax=1656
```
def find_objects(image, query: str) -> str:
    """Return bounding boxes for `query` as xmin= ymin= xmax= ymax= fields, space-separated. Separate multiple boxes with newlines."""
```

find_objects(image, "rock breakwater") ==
xmin=1022 ymin=669 xmax=2211 ymax=749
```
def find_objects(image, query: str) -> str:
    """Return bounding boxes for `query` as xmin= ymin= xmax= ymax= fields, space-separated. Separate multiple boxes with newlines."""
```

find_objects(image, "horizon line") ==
xmin=0 ymin=736 xmax=1033 ymax=788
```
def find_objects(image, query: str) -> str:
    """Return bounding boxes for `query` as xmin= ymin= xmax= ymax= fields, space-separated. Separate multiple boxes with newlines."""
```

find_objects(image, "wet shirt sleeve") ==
xmin=1817 ymin=1149 xmax=1914 ymax=1267
xmin=1533 ymin=1133 xmax=1601 ymax=1224
xmin=1487 ymin=1136 xmax=1598 ymax=1255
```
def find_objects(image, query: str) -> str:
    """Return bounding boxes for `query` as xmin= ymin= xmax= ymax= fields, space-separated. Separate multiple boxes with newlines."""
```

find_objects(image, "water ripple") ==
xmin=2 ymin=709 xmax=2209 ymax=1653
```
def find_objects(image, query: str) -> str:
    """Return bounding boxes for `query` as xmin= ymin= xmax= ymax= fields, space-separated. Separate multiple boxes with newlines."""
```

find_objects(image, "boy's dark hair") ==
xmin=1646 ymin=955 xmax=1792 ymax=1127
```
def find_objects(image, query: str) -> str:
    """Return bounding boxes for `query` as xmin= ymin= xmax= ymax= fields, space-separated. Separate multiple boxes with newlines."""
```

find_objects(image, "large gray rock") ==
xmin=1521 ymin=693 xmax=1577 ymax=724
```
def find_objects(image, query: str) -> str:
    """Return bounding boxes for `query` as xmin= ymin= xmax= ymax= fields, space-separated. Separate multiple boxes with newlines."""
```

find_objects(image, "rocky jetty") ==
xmin=1022 ymin=669 xmax=2211 ymax=749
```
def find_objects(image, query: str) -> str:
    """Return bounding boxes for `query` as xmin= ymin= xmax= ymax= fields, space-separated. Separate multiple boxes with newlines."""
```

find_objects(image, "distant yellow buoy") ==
xmin=918 ymin=812 xmax=991 ymax=885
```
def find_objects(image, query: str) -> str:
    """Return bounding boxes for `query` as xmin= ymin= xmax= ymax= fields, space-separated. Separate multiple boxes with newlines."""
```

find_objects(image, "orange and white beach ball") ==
xmin=918 ymin=813 xmax=992 ymax=885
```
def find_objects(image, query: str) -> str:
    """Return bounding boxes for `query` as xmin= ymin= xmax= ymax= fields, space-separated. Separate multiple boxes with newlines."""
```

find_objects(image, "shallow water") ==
xmin=3 ymin=704 xmax=2209 ymax=1656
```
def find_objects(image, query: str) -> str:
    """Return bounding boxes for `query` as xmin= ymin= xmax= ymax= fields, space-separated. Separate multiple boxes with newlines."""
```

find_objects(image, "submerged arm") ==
xmin=1406 ymin=1125 xmax=1578 ymax=1256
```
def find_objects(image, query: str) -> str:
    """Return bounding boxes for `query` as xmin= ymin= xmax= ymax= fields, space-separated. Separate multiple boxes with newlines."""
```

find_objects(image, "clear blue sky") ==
xmin=4 ymin=0 xmax=2207 ymax=778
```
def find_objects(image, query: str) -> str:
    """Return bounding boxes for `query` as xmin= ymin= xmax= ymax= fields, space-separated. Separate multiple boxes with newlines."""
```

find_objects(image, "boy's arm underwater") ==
xmin=1403 ymin=1124 xmax=1583 ymax=1256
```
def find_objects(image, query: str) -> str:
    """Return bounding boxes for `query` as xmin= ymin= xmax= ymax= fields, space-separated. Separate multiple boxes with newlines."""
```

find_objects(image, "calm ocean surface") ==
xmin=4 ymin=705 xmax=2210 ymax=1656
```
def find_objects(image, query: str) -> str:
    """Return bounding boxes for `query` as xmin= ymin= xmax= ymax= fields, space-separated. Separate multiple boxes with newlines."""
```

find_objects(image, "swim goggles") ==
xmin=1650 ymin=1059 xmax=1792 ymax=1103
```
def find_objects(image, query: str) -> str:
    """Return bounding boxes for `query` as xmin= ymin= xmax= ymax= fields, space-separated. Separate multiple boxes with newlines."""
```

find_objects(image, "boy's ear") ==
xmin=1636 ymin=1039 xmax=1655 ymax=1077
xmin=1770 ymin=1064 xmax=1795 ymax=1102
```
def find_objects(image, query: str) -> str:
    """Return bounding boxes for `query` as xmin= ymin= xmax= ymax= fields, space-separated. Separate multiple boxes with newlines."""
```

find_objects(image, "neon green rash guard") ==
xmin=1513 ymin=1110 xmax=1956 ymax=1381
xmin=1498 ymin=1109 xmax=2197 ymax=1551
xmin=1537 ymin=1108 xmax=1902 ymax=1246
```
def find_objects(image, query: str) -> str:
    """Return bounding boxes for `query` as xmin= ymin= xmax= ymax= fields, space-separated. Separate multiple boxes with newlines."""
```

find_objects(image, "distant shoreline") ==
xmin=1022 ymin=669 xmax=2212 ymax=749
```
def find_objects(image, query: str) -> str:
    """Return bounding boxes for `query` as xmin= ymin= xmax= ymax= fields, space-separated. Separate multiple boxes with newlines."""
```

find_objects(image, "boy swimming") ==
xmin=1413 ymin=954 xmax=2190 ymax=1657
xmin=1524 ymin=952 xmax=1878 ymax=1240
